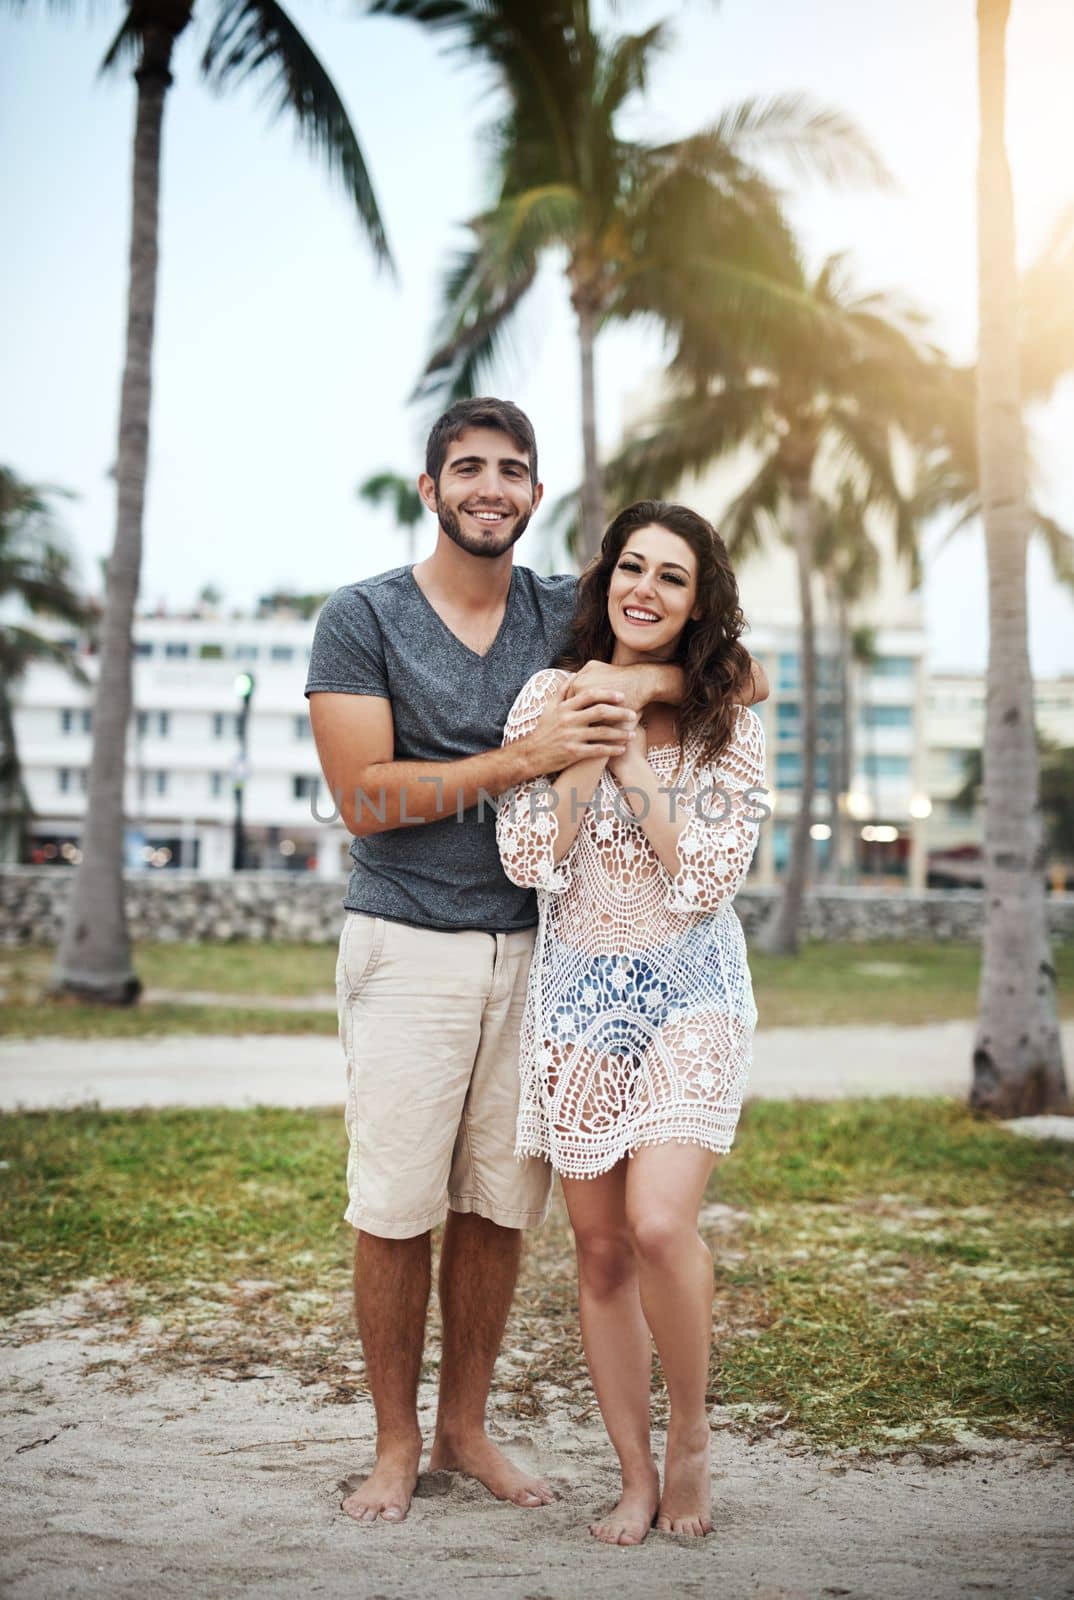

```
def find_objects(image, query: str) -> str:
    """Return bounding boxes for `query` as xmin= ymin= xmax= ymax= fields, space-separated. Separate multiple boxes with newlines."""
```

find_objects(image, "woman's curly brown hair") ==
xmin=557 ymin=500 xmax=753 ymax=767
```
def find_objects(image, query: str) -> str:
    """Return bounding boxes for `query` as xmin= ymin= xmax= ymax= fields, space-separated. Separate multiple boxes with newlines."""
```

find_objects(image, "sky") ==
xmin=2 ymin=0 xmax=1074 ymax=674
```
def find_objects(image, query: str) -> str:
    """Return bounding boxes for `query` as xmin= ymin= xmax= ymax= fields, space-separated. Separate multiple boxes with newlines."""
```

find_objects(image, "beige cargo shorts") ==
xmin=335 ymin=912 xmax=552 ymax=1238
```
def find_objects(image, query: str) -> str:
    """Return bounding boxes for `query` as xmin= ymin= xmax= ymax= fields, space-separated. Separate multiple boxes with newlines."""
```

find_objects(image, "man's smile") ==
xmin=463 ymin=505 xmax=512 ymax=526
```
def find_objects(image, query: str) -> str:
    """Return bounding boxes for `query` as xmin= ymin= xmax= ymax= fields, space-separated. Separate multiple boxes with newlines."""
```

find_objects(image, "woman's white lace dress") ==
xmin=496 ymin=669 xmax=766 ymax=1179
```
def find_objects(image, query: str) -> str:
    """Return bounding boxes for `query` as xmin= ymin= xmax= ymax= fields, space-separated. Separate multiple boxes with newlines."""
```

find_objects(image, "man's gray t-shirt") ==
xmin=305 ymin=565 xmax=577 ymax=932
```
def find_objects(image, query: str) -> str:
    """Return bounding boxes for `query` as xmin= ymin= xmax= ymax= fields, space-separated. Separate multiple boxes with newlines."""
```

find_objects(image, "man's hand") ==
xmin=566 ymin=659 xmax=684 ymax=713
xmin=521 ymin=678 xmax=637 ymax=775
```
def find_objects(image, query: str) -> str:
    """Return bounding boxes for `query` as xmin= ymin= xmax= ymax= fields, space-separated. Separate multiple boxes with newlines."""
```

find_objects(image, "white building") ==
xmin=13 ymin=613 xmax=349 ymax=879
xmin=12 ymin=538 xmax=945 ymax=890
xmin=924 ymin=671 xmax=1074 ymax=883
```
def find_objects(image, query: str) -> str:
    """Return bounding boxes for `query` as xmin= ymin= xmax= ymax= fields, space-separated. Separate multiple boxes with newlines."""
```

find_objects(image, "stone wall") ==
xmin=2 ymin=867 xmax=1073 ymax=947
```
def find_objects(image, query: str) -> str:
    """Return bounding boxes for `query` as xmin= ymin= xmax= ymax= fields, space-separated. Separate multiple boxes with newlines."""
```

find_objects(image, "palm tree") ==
xmin=358 ymin=470 xmax=425 ymax=565
xmin=970 ymin=0 xmax=1066 ymax=1112
xmin=373 ymin=0 xmax=890 ymax=560
xmin=6 ymin=0 xmax=394 ymax=1002
xmin=0 ymin=469 xmax=93 ymax=865
xmin=608 ymin=250 xmax=934 ymax=953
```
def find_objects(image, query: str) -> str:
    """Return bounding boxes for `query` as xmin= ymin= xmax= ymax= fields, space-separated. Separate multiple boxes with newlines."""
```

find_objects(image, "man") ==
xmin=306 ymin=397 xmax=766 ymax=1525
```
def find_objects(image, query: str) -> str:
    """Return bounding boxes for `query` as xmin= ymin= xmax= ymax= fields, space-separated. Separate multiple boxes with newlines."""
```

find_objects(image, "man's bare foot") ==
xmin=341 ymin=1434 xmax=423 ymax=1524
xmin=656 ymin=1422 xmax=712 ymax=1537
xmin=590 ymin=1459 xmax=660 ymax=1546
xmin=429 ymin=1429 xmax=553 ymax=1507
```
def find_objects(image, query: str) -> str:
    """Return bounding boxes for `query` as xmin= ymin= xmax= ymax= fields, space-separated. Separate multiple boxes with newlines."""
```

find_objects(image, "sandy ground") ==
xmin=10 ymin=1019 xmax=1074 ymax=1111
xmin=4 ymin=1029 xmax=1072 ymax=1595
xmin=2 ymin=1308 xmax=1072 ymax=1600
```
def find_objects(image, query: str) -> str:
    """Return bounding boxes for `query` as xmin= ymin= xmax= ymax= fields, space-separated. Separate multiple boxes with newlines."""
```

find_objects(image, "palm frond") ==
xmin=719 ymin=449 xmax=786 ymax=560
xmin=1032 ymin=507 xmax=1074 ymax=594
xmin=358 ymin=471 xmax=424 ymax=526
xmin=98 ymin=8 xmax=142 ymax=75
xmin=605 ymin=381 xmax=769 ymax=505
xmin=594 ymin=21 xmax=668 ymax=118
xmin=814 ymin=480 xmax=881 ymax=605
xmin=653 ymin=93 xmax=893 ymax=190
xmin=413 ymin=242 xmax=538 ymax=407
xmin=201 ymin=0 xmax=393 ymax=269
xmin=0 ymin=623 xmax=89 ymax=684
xmin=824 ymin=406 xmax=921 ymax=582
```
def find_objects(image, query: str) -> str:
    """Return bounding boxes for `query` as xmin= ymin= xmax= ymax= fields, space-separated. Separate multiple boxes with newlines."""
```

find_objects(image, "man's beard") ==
xmin=436 ymin=493 xmax=533 ymax=558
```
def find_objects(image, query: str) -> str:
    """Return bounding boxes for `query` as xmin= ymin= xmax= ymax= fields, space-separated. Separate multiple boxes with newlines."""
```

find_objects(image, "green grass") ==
xmin=1 ymin=938 xmax=1071 ymax=1037
xmin=0 ymin=1002 xmax=336 ymax=1038
xmin=0 ymin=940 xmax=336 ymax=998
xmin=750 ymin=939 xmax=1074 ymax=1027
xmin=2 ymin=1098 xmax=1071 ymax=1450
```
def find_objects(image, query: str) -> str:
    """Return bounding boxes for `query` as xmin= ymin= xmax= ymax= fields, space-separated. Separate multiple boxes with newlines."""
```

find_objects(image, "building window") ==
xmin=863 ymin=754 xmax=911 ymax=779
xmin=139 ymin=770 xmax=169 ymax=797
xmin=294 ymin=715 xmax=312 ymax=740
xmin=862 ymin=704 xmax=913 ymax=729
xmin=777 ymin=652 xmax=799 ymax=691
xmin=60 ymin=708 xmax=92 ymax=734
xmin=775 ymin=752 xmax=801 ymax=790
xmin=137 ymin=710 xmax=170 ymax=738
xmin=872 ymin=655 xmax=915 ymax=679
xmin=776 ymin=702 xmax=800 ymax=742
xmin=134 ymin=640 xmax=154 ymax=658
xmin=271 ymin=645 xmax=295 ymax=663
xmin=212 ymin=712 xmax=239 ymax=739
xmin=164 ymin=642 xmax=190 ymax=659
xmin=199 ymin=643 xmax=223 ymax=660
xmin=775 ymin=752 xmax=831 ymax=790
xmin=58 ymin=767 xmax=86 ymax=794
xmin=210 ymin=772 xmax=227 ymax=798
xmin=293 ymin=775 xmax=320 ymax=801
xmin=233 ymin=644 xmax=259 ymax=661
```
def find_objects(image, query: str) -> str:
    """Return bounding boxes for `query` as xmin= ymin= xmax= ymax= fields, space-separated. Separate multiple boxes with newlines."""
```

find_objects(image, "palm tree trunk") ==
xmin=972 ymin=0 xmax=1066 ymax=1111
xmin=826 ymin=591 xmax=851 ymax=884
xmin=0 ymin=681 xmax=30 ymax=865
xmin=53 ymin=22 xmax=185 ymax=1002
xmin=763 ymin=486 xmax=818 ymax=954
xmin=575 ymin=295 xmax=603 ymax=566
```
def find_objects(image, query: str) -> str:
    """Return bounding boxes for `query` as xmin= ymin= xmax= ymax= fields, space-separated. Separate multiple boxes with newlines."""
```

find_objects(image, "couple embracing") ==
xmin=306 ymin=397 xmax=768 ymax=1544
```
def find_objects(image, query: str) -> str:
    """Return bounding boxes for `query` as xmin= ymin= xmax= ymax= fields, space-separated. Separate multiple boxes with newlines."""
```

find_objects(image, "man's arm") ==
xmin=565 ymin=653 xmax=769 ymax=711
xmin=309 ymin=686 xmax=636 ymax=838
xmin=741 ymin=656 xmax=769 ymax=705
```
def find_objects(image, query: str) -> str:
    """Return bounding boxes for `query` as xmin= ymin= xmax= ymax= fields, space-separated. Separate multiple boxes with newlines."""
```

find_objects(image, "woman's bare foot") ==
xmin=429 ymin=1429 xmax=553 ymax=1507
xmin=656 ymin=1422 xmax=712 ymax=1537
xmin=341 ymin=1433 xmax=423 ymax=1524
xmin=590 ymin=1458 xmax=660 ymax=1546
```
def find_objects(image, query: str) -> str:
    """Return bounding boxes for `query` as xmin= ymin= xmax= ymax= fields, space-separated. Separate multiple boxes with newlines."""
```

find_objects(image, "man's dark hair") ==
xmin=425 ymin=398 xmax=538 ymax=489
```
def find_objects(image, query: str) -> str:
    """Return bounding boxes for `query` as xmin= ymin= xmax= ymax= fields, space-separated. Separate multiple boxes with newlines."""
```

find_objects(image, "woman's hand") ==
xmin=606 ymin=721 xmax=649 ymax=783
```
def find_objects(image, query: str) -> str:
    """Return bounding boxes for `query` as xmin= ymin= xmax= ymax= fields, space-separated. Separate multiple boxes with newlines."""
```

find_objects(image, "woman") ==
xmin=496 ymin=501 xmax=765 ymax=1544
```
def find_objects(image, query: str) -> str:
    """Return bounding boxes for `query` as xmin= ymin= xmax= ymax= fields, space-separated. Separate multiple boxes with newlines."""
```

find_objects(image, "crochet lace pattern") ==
xmin=496 ymin=669 xmax=766 ymax=1180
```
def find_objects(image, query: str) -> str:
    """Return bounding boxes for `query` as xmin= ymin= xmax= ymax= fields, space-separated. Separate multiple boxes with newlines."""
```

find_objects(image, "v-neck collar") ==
xmin=406 ymin=565 xmax=517 ymax=663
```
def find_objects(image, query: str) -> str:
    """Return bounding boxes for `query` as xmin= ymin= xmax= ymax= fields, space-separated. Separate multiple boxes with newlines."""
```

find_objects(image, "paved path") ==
xmin=5 ymin=1021 xmax=1074 ymax=1111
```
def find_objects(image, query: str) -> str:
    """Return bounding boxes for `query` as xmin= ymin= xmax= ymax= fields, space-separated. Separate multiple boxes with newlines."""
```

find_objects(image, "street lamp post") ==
xmin=232 ymin=672 xmax=255 ymax=872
